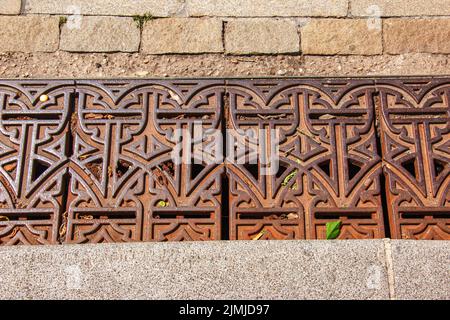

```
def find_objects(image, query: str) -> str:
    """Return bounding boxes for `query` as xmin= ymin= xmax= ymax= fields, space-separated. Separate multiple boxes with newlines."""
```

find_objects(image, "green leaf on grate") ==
xmin=326 ymin=221 xmax=341 ymax=240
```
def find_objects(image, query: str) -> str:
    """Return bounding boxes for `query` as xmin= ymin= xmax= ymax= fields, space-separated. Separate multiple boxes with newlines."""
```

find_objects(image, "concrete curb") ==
xmin=0 ymin=239 xmax=448 ymax=300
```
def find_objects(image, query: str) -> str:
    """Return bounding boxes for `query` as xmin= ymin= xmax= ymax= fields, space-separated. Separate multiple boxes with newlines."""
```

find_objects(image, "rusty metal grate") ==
xmin=0 ymin=78 xmax=448 ymax=244
xmin=226 ymin=79 xmax=385 ymax=240
xmin=377 ymin=78 xmax=450 ymax=240
xmin=64 ymin=80 xmax=225 ymax=243
xmin=0 ymin=80 xmax=74 ymax=245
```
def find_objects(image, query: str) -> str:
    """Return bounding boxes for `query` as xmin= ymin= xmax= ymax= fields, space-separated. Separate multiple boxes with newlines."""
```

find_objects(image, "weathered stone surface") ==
xmin=24 ymin=0 xmax=183 ymax=16
xmin=384 ymin=19 xmax=450 ymax=54
xmin=0 ymin=0 xmax=21 ymax=14
xmin=187 ymin=0 xmax=348 ymax=17
xmin=0 ymin=241 xmax=389 ymax=299
xmin=1 ymin=52 xmax=449 ymax=78
xmin=301 ymin=19 xmax=382 ymax=55
xmin=390 ymin=241 xmax=450 ymax=300
xmin=60 ymin=16 xmax=140 ymax=52
xmin=225 ymin=19 xmax=299 ymax=54
xmin=141 ymin=18 xmax=223 ymax=54
xmin=0 ymin=16 xmax=59 ymax=52
xmin=351 ymin=0 xmax=450 ymax=17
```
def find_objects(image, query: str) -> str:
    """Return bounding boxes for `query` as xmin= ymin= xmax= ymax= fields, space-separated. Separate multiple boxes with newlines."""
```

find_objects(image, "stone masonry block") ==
xmin=351 ymin=0 xmax=450 ymax=17
xmin=384 ymin=19 xmax=450 ymax=54
xmin=225 ymin=19 xmax=300 ymax=55
xmin=141 ymin=18 xmax=223 ymax=54
xmin=0 ymin=16 xmax=59 ymax=52
xmin=187 ymin=0 xmax=348 ymax=17
xmin=301 ymin=19 xmax=382 ymax=55
xmin=60 ymin=16 xmax=140 ymax=53
xmin=0 ymin=0 xmax=21 ymax=15
xmin=24 ymin=0 xmax=183 ymax=16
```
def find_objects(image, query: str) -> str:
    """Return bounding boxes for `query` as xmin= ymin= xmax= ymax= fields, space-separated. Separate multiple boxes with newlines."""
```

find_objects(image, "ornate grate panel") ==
xmin=226 ymin=79 xmax=385 ymax=240
xmin=0 ymin=77 xmax=448 ymax=244
xmin=0 ymin=80 xmax=74 ymax=245
xmin=377 ymin=78 xmax=450 ymax=239
xmin=63 ymin=80 xmax=225 ymax=243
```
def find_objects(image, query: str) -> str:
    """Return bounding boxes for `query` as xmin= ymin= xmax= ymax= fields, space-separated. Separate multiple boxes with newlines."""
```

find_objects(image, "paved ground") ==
xmin=1 ymin=52 xmax=449 ymax=78
xmin=0 ymin=240 xmax=448 ymax=300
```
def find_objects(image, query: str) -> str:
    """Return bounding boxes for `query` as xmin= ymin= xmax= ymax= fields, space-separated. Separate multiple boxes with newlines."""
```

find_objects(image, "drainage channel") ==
xmin=0 ymin=77 xmax=448 ymax=244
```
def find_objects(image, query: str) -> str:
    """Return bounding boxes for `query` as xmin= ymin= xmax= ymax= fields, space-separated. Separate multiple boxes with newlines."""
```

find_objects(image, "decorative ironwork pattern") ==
xmin=377 ymin=78 xmax=450 ymax=239
xmin=0 ymin=80 xmax=74 ymax=245
xmin=64 ymin=80 xmax=224 ymax=243
xmin=226 ymin=79 xmax=385 ymax=240
xmin=0 ymin=77 xmax=448 ymax=245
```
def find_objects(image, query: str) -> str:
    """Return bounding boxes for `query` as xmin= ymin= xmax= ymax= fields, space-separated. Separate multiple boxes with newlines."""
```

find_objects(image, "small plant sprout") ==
xmin=59 ymin=16 xmax=68 ymax=28
xmin=133 ymin=13 xmax=154 ymax=29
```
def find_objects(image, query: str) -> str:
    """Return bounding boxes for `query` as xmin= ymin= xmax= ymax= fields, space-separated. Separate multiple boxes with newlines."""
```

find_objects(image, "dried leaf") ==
xmin=252 ymin=229 xmax=267 ymax=240
xmin=284 ymin=147 xmax=295 ymax=156
xmin=4 ymin=163 xmax=16 ymax=172
xmin=79 ymin=215 xmax=94 ymax=220
xmin=58 ymin=212 xmax=67 ymax=239
xmin=85 ymin=113 xmax=103 ymax=119
xmin=287 ymin=213 xmax=299 ymax=220
xmin=59 ymin=223 xmax=66 ymax=237
xmin=257 ymin=113 xmax=287 ymax=120
xmin=168 ymin=90 xmax=183 ymax=105
xmin=108 ymin=166 xmax=113 ymax=177
xmin=318 ymin=114 xmax=336 ymax=120
xmin=282 ymin=170 xmax=297 ymax=186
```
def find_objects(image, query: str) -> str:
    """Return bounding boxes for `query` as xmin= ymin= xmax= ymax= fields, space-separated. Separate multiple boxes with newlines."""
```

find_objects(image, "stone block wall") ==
xmin=0 ymin=0 xmax=449 ymax=77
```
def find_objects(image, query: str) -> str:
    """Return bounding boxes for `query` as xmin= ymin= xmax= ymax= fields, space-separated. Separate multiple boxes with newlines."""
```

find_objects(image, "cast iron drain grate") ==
xmin=0 ymin=78 xmax=448 ymax=244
